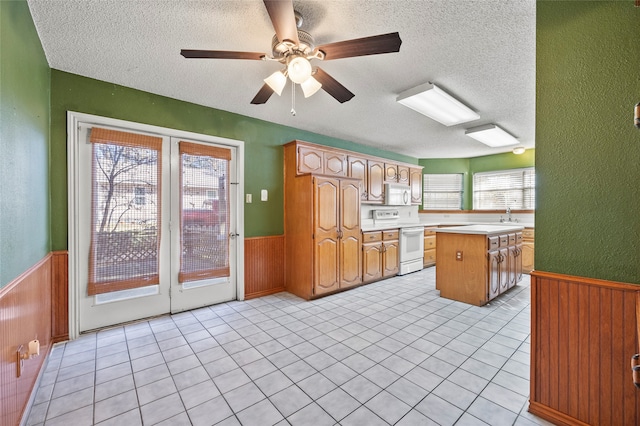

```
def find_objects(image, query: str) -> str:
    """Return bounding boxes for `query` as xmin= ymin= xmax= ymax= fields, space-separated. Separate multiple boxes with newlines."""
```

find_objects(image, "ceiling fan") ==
xmin=180 ymin=0 xmax=402 ymax=106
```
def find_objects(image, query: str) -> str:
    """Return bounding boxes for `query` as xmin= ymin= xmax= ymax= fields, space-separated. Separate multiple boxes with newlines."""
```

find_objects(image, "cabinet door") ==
xmin=339 ymin=180 xmax=362 ymax=288
xmin=324 ymin=152 xmax=347 ymax=176
xmin=499 ymin=248 xmax=509 ymax=293
xmin=347 ymin=156 xmax=368 ymax=200
xmin=513 ymin=244 xmax=523 ymax=285
xmin=382 ymin=240 xmax=399 ymax=277
xmin=362 ymin=243 xmax=383 ymax=282
xmin=313 ymin=177 xmax=340 ymax=295
xmin=488 ymin=251 xmax=501 ymax=300
xmin=384 ymin=163 xmax=398 ymax=183
xmin=298 ymin=146 xmax=324 ymax=174
xmin=522 ymin=242 xmax=534 ymax=273
xmin=397 ymin=166 xmax=410 ymax=185
xmin=507 ymin=246 xmax=518 ymax=289
xmin=410 ymin=168 xmax=422 ymax=204
xmin=367 ymin=161 xmax=384 ymax=202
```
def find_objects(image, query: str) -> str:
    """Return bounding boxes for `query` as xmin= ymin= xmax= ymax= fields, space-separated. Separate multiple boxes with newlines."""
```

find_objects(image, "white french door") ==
xmin=68 ymin=113 xmax=243 ymax=334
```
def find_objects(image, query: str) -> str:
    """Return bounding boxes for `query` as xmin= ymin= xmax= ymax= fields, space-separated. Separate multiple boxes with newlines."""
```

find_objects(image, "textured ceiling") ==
xmin=27 ymin=0 xmax=536 ymax=159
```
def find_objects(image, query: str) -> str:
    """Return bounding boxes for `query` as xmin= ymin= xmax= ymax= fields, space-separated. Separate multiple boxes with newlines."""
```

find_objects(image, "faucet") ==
xmin=506 ymin=207 xmax=512 ymax=222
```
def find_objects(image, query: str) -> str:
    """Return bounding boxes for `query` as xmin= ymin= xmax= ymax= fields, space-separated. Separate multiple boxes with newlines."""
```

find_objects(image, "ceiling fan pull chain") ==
xmin=291 ymin=83 xmax=296 ymax=116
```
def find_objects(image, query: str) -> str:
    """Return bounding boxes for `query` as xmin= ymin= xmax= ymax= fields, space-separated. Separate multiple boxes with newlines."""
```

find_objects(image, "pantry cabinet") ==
xmin=284 ymin=142 xmax=362 ymax=300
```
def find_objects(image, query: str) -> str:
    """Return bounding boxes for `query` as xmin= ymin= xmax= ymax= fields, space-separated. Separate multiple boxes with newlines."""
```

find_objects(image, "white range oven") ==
xmin=372 ymin=210 xmax=424 ymax=276
xmin=398 ymin=226 xmax=425 ymax=275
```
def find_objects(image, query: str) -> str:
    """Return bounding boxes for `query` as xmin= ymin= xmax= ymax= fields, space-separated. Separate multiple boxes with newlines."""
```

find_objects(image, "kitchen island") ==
xmin=435 ymin=224 xmax=524 ymax=306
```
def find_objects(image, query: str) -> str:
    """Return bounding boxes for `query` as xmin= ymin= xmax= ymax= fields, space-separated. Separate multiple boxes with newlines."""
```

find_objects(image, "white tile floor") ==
xmin=25 ymin=268 xmax=553 ymax=426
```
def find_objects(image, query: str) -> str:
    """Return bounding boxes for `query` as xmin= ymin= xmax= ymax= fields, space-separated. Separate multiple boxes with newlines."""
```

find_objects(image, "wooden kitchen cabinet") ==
xmin=284 ymin=142 xmax=362 ymax=300
xmin=347 ymin=156 xmax=368 ymax=201
xmin=397 ymin=166 xmax=410 ymax=185
xmin=362 ymin=229 xmax=399 ymax=283
xmin=367 ymin=160 xmax=385 ymax=203
xmin=521 ymin=227 xmax=534 ymax=273
xmin=423 ymin=228 xmax=436 ymax=267
xmin=436 ymin=228 xmax=523 ymax=306
xmin=410 ymin=168 xmax=422 ymax=205
xmin=297 ymin=145 xmax=346 ymax=176
xmin=384 ymin=163 xmax=398 ymax=183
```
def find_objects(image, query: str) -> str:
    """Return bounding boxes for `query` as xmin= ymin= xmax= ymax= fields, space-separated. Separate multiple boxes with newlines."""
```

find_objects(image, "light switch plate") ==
xmin=261 ymin=189 xmax=268 ymax=201
xmin=246 ymin=194 xmax=252 ymax=203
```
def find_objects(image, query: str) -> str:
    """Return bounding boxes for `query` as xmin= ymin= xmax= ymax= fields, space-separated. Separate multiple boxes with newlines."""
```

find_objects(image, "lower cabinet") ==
xmin=424 ymin=228 xmax=436 ymax=267
xmin=362 ymin=230 xmax=399 ymax=283
xmin=437 ymin=231 xmax=523 ymax=306
xmin=521 ymin=228 xmax=534 ymax=273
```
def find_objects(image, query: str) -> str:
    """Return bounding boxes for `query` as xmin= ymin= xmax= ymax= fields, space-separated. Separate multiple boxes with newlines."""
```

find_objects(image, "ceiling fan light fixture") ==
xmin=466 ymin=124 xmax=519 ymax=147
xmin=287 ymin=56 xmax=313 ymax=84
xmin=396 ymin=83 xmax=480 ymax=126
xmin=264 ymin=70 xmax=287 ymax=96
xmin=300 ymin=76 xmax=322 ymax=98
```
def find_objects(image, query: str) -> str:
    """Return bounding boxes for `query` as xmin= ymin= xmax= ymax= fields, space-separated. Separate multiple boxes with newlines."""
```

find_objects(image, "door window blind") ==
xmin=473 ymin=167 xmax=535 ymax=210
xmin=179 ymin=142 xmax=231 ymax=283
xmin=422 ymin=173 xmax=464 ymax=209
xmin=88 ymin=127 xmax=162 ymax=295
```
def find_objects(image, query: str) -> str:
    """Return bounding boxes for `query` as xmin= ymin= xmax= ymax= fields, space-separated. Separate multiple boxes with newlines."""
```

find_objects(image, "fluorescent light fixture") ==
xmin=300 ymin=76 xmax=322 ymax=98
xmin=466 ymin=124 xmax=519 ymax=147
xmin=396 ymin=83 xmax=480 ymax=126
xmin=264 ymin=70 xmax=287 ymax=96
xmin=512 ymin=146 xmax=526 ymax=155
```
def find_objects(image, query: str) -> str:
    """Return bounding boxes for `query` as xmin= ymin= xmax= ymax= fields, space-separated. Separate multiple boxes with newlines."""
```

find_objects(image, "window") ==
xmin=473 ymin=167 xmax=535 ymax=210
xmin=134 ymin=187 xmax=146 ymax=205
xmin=422 ymin=173 xmax=464 ymax=209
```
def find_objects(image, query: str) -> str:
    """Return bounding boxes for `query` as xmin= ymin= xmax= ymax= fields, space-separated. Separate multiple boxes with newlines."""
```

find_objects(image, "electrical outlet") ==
xmin=456 ymin=251 xmax=463 ymax=261
xmin=246 ymin=194 xmax=252 ymax=203
xmin=261 ymin=189 xmax=268 ymax=201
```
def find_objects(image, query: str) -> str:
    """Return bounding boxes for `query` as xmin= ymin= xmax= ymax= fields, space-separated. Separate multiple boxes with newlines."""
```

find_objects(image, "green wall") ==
xmin=536 ymin=1 xmax=640 ymax=284
xmin=0 ymin=0 xmax=51 ymax=288
xmin=419 ymin=150 xmax=535 ymax=209
xmin=50 ymin=71 xmax=417 ymax=249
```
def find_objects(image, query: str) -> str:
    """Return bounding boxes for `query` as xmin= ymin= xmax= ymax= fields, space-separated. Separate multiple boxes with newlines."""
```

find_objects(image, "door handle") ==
xmin=229 ymin=232 xmax=240 ymax=239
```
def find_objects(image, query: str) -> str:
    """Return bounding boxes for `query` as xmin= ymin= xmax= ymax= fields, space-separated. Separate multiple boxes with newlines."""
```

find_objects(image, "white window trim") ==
xmin=422 ymin=173 xmax=464 ymax=210
xmin=472 ymin=167 xmax=535 ymax=211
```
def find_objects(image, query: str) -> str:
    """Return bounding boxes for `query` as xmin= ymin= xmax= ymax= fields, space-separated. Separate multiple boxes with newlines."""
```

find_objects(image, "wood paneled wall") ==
xmin=0 ymin=255 xmax=53 ymax=426
xmin=51 ymin=251 xmax=69 ymax=342
xmin=244 ymin=236 xmax=285 ymax=299
xmin=530 ymin=271 xmax=640 ymax=425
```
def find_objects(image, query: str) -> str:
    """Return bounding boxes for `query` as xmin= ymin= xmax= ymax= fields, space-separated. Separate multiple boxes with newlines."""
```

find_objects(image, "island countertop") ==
xmin=434 ymin=224 xmax=525 ymax=235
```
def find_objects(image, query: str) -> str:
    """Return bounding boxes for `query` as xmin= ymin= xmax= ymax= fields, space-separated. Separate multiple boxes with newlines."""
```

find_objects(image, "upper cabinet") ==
xmin=287 ymin=140 xmax=422 ymax=205
xmin=384 ymin=164 xmax=398 ymax=183
xmin=410 ymin=168 xmax=422 ymax=205
xmin=297 ymin=145 xmax=346 ymax=176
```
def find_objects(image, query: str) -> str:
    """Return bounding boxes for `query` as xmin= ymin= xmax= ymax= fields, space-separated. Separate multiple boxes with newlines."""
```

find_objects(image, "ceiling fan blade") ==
xmin=316 ymin=32 xmax=402 ymax=60
xmin=251 ymin=83 xmax=275 ymax=104
xmin=314 ymin=68 xmax=355 ymax=103
xmin=181 ymin=50 xmax=265 ymax=60
xmin=263 ymin=0 xmax=299 ymax=45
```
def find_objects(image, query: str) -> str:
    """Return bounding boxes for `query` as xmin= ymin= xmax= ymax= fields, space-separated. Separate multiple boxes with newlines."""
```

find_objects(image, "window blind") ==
xmin=422 ymin=173 xmax=463 ymax=209
xmin=88 ymin=127 xmax=162 ymax=296
xmin=473 ymin=167 xmax=535 ymax=210
xmin=178 ymin=142 xmax=231 ymax=283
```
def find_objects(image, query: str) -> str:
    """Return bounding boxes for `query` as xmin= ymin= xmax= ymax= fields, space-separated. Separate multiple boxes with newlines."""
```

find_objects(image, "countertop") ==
xmin=361 ymin=221 xmax=533 ymax=232
xmin=433 ymin=224 xmax=525 ymax=235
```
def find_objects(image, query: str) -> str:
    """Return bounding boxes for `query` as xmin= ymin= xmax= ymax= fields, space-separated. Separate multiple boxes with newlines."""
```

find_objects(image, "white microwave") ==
xmin=384 ymin=183 xmax=411 ymax=206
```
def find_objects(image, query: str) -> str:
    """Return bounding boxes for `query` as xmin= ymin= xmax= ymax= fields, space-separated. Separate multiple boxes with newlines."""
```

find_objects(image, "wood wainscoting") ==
xmin=0 ymin=254 xmax=53 ymax=426
xmin=530 ymin=271 xmax=640 ymax=425
xmin=244 ymin=236 xmax=285 ymax=299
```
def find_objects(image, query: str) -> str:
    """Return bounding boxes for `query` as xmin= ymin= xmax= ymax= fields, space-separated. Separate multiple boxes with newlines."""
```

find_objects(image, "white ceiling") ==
xmin=27 ymin=0 xmax=536 ymax=159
